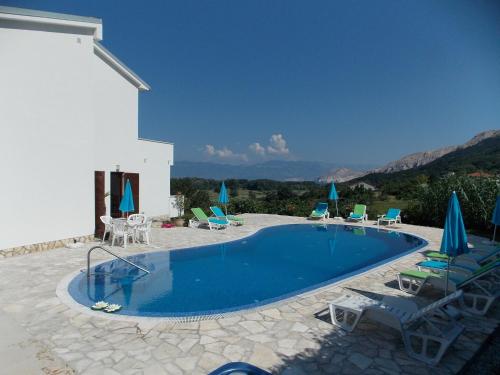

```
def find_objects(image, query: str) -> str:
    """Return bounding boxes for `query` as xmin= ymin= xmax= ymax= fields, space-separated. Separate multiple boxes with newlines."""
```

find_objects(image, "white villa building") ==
xmin=0 ymin=6 xmax=176 ymax=253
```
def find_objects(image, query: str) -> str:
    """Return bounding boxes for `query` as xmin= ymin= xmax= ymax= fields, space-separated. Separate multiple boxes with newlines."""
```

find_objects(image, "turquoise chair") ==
xmin=210 ymin=206 xmax=244 ymax=226
xmin=309 ymin=202 xmax=329 ymax=220
xmin=377 ymin=208 xmax=401 ymax=226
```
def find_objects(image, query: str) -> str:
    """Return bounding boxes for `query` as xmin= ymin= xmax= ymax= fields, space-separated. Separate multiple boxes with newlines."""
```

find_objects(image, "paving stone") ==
xmin=291 ymin=322 xmax=309 ymax=333
xmin=152 ymin=342 xmax=181 ymax=360
xmin=348 ymin=352 xmax=373 ymax=370
xmin=248 ymin=343 xmax=281 ymax=368
xmin=162 ymin=362 xmax=184 ymax=375
xmin=143 ymin=363 xmax=168 ymax=375
xmin=222 ymin=344 xmax=246 ymax=361
xmin=198 ymin=352 xmax=226 ymax=371
xmin=374 ymin=357 xmax=401 ymax=373
xmin=0 ymin=216 xmax=497 ymax=374
xmin=261 ymin=308 xmax=282 ymax=320
xmin=199 ymin=335 xmax=217 ymax=345
xmin=175 ymin=356 xmax=199 ymax=372
xmin=178 ymin=337 xmax=198 ymax=352
xmin=277 ymin=338 xmax=297 ymax=349
xmin=239 ymin=320 xmax=267 ymax=334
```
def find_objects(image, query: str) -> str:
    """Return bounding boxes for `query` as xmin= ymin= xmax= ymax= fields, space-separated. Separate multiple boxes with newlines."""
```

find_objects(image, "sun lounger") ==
xmin=189 ymin=208 xmax=229 ymax=230
xmin=309 ymin=202 xmax=329 ymax=220
xmin=397 ymin=261 xmax=500 ymax=315
xmin=210 ymin=206 xmax=244 ymax=225
xmin=329 ymin=291 xmax=464 ymax=365
xmin=417 ymin=260 xmax=479 ymax=274
xmin=346 ymin=204 xmax=367 ymax=222
xmin=377 ymin=208 xmax=401 ymax=227
xmin=424 ymin=248 xmax=499 ymax=266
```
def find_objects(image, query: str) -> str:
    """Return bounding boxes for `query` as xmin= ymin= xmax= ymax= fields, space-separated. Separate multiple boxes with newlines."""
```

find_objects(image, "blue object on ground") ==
xmin=207 ymin=362 xmax=272 ymax=375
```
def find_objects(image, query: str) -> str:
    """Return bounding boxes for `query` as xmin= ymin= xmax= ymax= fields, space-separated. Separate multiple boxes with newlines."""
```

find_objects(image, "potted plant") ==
xmin=173 ymin=193 xmax=185 ymax=227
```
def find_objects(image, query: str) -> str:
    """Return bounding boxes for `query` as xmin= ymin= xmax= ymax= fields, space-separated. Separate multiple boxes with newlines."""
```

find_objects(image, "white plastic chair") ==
xmin=100 ymin=216 xmax=113 ymax=243
xmin=136 ymin=218 xmax=153 ymax=245
xmin=110 ymin=219 xmax=135 ymax=248
xmin=127 ymin=214 xmax=146 ymax=226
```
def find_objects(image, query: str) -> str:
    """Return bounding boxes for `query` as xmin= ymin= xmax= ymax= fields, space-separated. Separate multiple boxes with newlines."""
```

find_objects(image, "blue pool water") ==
xmin=68 ymin=224 xmax=426 ymax=317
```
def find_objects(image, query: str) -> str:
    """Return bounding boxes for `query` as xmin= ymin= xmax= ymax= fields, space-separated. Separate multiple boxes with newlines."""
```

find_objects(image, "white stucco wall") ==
xmin=0 ymin=17 xmax=174 ymax=250
xmin=0 ymin=24 xmax=96 ymax=250
xmin=92 ymin=50 xmax=174 ymax=218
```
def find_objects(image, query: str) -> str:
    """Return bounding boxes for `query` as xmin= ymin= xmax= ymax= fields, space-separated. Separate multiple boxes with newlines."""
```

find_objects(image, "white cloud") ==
xmin=267 ymin=134 xmax=289 ymax=155
xmin=204 ymin=144 xmax=248 ymax=161
xmin=249 ymin=142 xmax=266 ymax=156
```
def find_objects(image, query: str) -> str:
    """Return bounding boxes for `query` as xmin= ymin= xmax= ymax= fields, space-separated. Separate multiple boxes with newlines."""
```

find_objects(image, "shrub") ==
xmin=405 ymin=175 xmax=499 ymax=231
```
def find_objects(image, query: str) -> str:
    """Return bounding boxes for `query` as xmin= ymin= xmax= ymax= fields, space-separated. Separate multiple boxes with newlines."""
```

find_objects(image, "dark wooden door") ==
xmin=110 ymin=171 xmax=124 ymax=218
xmin=94 ymin=171 xmax=106 ymax=238
xmin=124 ymin=172 xmax=140 ymax=214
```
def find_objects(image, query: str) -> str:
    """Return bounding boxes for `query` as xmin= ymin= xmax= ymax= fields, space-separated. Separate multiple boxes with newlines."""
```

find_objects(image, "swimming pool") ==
xmin=68 ymin=224 xmax=426 ymax=317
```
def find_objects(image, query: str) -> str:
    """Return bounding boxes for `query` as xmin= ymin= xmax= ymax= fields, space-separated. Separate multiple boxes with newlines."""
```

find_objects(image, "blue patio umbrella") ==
xmin=119 ymin=179 xmax=135 ymax=217
xmin=440 ymin=191 xmax=469 ymax=295
xmin=328 ymin=181 xmax=339 ymax=218
xmin=491 ymin=196 xmax=500 ymax=242
xmin=218 ymin=181 xmax=229 ymax=214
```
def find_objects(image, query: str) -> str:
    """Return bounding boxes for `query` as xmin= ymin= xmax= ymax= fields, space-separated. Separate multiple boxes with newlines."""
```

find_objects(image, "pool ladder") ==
xmin=86 ymin=246 xmax=150 ymax=278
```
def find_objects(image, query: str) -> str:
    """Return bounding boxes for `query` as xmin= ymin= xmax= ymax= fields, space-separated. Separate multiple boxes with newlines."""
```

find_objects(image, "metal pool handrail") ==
xmin=87 ymin=245 xmax=150 ymax=278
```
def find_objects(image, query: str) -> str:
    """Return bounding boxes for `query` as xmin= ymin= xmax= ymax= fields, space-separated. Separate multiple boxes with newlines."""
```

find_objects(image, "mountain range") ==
xmin=357 ymin=132 xmax=500 ymax=186
xmin=172 ymin=160 xmax=373 ymax=181
xmin=371 ymin=130 xmax=500 ymax=173
xmin=172 ymin=130 xmax=499 ymax=181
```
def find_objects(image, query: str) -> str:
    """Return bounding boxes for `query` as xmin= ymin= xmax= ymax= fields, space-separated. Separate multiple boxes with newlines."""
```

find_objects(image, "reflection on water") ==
xmin=343 ymin=225 xmax=366 ymax=236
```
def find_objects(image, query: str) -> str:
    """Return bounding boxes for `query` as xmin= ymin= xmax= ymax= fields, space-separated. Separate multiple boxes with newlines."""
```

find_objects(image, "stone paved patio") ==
xmin=0 ymin=214 xmax=498 ymax=374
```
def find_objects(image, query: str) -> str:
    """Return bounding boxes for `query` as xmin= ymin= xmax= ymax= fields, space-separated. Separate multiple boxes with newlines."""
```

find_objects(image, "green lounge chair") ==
xmin=309 ymin=202 xmax=329 ymax=220
xmin=346 ymin=204 xmax=367 ymax=222
xmin=189 ymin=208 xmax=229 ymax=230
xmin=424 ymin=248 xmax=499 ymax=266
xmin=397 ymin=261 xmax=500 ymax=315
xmin=329 ymin=290 xmax=464 ymax=365
xmin=377 ymin=208 xmax=401 ymax=227
xmin=210 ymin=206 xmax=244 ymax=226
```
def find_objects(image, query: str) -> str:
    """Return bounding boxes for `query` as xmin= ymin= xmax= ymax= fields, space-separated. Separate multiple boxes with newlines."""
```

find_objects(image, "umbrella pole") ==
xmin=444 ymin=257 xmax=450 ymax=297
xmin=493 ymin=225 xmax=497 ymax=243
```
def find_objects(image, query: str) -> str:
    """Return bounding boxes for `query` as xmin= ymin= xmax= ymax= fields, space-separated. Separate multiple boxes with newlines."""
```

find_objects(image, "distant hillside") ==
xmin=359 ymin=135 xmax=500 ymax=186
xmin=371 ymin=130 xmax=500 ymax=173
xmin=317 ymin=168 xmax=367 ymax=183
xmin=172 ymin=160 xmax=374 ymax=181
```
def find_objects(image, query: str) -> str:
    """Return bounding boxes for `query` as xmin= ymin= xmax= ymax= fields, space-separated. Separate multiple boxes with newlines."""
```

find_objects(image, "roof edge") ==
xmin=94 ymin=41 xmax=151 ymax=91
xmin=0 ymin=5 xmax=103 ymax=40
xmin=0 ymin=5 xmax=101 ymax=24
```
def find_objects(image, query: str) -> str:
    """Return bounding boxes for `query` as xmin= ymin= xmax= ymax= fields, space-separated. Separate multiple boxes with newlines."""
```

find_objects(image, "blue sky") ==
xmin=5 ymin=0 xmax=500 ymax=167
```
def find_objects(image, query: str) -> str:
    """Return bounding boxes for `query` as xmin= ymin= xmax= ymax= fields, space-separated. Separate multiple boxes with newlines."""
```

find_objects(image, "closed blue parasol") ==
xmin=218 ymin=181 xmax=229 ymax=214
xmin=440 ymin=191 xmax=469 ymax=295
xmin=328 ymin=181 xmax=339 ymax=218
xmin=491 ymin=196 xmax=500 ymax=242
xmin=119 ymin=179 xmax=135 ymax=217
